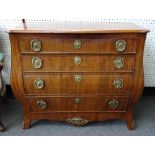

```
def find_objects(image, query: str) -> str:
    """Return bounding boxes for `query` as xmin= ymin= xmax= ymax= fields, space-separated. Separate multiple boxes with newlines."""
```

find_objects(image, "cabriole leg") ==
xmin=23 ymin=115 xmax=31 ymax=129
xmin=125 ymin=109 xmax=135 ymax=130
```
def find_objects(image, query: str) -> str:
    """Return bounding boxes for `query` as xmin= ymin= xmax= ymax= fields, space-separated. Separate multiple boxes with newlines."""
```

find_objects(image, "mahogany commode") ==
xmin=9 ymin=23 xmax=149 ymax=129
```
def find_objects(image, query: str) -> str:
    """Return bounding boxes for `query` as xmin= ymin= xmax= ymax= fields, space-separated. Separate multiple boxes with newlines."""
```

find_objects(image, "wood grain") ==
xmin=17 ymin=33 xmax=138 ymax=53
xmin=27 ymin=96 xmax=129 ymax=112
xmin=23 ymin=74 xmax=133 ymax=95
xmin=9 ymin=25 xmax=149 ymax=130
xmin=8 ymin=22 xmax=149 ymax=33
xmin=21 ymin=54 xmax=135 ymax=72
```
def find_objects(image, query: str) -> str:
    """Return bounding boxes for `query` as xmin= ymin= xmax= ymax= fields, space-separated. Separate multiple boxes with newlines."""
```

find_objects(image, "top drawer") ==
xmin=17 ymin=34 xmax=138 ymax=53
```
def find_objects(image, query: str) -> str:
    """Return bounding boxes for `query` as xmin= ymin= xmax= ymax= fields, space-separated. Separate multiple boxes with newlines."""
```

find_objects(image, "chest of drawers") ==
xmin=9 ymin=23 xmax=149 ymax=130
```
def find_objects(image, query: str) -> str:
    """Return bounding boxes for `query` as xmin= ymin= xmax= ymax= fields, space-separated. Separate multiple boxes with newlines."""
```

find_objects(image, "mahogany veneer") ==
xmin=9 ymin=23 xmax=149 ymax=129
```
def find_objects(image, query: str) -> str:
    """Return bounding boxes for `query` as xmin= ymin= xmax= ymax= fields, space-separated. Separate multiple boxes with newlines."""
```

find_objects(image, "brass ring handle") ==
xmin=32 ymin=57 xmax=42 ymax=69
xmin=74 ymin=40 xmax=82 ymax=49
xmin=74 ymin=98 xmax=81 ymax=104
xmin=113 ymin=78 xmax=123 ymax=89
xmin=74 ymin=56 xmax=81 ymax=65
xmin=114 ymin=57 xmax=124 ymax=69
xmin=108 ymin=99 xmax=119 ymax=109
xmin=34 ymin=79 xmax=44 ymax=89
xmin=115 ymin=40 xmax=127 ymax=52
xmin=75 ymin=75 xmax=82 ymax=83
xmin=37 ymin=100 xmax=47 ymax=109
xmin=30 ymin=40 xmax=42 ymax=52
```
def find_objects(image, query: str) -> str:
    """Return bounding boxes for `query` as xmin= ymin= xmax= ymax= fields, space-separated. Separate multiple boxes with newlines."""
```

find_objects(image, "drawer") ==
xmin=17 ymin=34 xmax=138 ymax=53
xmin=22 ymin=55 xmax=135 ymax=72
xmin=23 ymin=74 xmax=133 ymax=95
xmin=28 ymin=96 xmax=129 ymax=112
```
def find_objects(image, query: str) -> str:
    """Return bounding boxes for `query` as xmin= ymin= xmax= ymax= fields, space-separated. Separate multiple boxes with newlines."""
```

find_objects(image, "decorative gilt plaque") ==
xmin=66 ymin=117 xmax=88 ymax=126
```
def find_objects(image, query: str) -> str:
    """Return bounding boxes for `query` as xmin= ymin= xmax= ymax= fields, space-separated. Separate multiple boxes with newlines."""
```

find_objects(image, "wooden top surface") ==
xmin=8 ymin=22 xmax=149 ymax=34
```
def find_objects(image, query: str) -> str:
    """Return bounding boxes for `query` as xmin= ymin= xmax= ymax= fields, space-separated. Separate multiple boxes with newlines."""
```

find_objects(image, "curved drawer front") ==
xmin=23 ymin=74 xmax=133 ymax=95
xmin=22 ymin=55 xmax=135 ymax=72
xmin=18 ymin=34 xmax=138 ymax=53
xmin=28 ymin=96 xmax=129 ymax=112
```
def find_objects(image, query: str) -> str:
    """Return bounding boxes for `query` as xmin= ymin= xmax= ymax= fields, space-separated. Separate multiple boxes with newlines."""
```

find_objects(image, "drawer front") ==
xmin=23 ymin=74 xmax=133 ymax=95
xmin=28 ymin=96 xmax=129 ymax=112
xmin=18 ymin=34 xmax=138 ymax=53
xmin=22 ymin=55 xmax=135 ymax=72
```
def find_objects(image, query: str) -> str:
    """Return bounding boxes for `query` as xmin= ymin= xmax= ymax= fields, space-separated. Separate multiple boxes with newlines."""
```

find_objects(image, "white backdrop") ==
xmin=0 ymin=19 xmax=155 ymax=86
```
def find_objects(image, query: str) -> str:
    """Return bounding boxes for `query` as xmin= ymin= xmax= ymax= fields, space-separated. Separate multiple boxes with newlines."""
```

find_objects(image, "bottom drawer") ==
xmin=27 ymin=96 xmax=130 ymax=112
